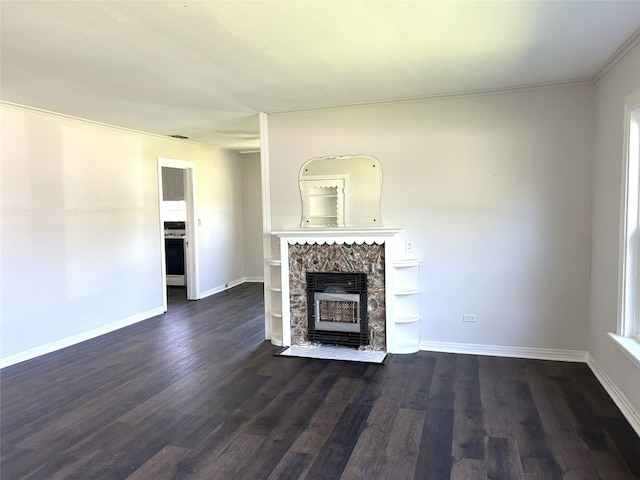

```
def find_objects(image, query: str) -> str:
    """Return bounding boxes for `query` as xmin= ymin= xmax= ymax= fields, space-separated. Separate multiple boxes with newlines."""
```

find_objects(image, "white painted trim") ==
xmin=259 ymin=113 xmax=271 ymax=235
xmin=267 ymin=80 xmax=593 ymax=116
xmin=243 ymin=276 xmax=264 ymax=283
xmin=279 ymin=235 xmax=291 ymax=347
xmin=158 ymin=158 xmax=200 ymax=301
xmin=184 ymin=166 xmax=200 ymax=300
xmin=0 ymin=101 xmax=231 ymax=151
xmin=608 ymin=333 xmax=640 ymax=368
xmin=420 ymin=340 xmax=588 ymax=363
xmin=587 ymin=354 xmax=640 ymax=437
xmin=273 ymin=229 xmax=403 ymax=246
xmin=592 ymin=29 xmax=640 ymax=83
xmin=617 ymin=91 xmax=640 ymax=339
xmin=157 ymin=161 xmax=168 ymax=312
xmin=260 ymin=112 xmax=275 ymax=342
xmin=197 ymin=278 xmax=247 ymax=299
xmin=0 ymin=307 xmax=164 ymax=369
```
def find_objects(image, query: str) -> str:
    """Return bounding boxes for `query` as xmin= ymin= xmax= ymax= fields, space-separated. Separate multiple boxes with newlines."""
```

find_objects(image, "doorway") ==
xmin=158 ymin=158 xmax=199 ymax=311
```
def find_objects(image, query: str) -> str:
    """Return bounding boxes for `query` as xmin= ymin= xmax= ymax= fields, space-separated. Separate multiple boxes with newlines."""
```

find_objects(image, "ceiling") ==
xmin=2 ymin=1 xmax=639 ymax=151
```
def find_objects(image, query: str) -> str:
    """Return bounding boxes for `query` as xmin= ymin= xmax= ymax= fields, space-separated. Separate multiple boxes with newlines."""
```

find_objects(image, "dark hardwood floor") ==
xmin=1 ymin=283 xmax=638 ymax=479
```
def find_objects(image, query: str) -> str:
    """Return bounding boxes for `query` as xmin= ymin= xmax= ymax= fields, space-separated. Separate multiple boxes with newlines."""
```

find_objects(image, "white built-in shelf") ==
xmin=395 ymin=314 xmax=420 ymax=324
xmin=264 ymin=233 xmax=285 ymax=350
xmin=390 ymin=253 xmax=421 ymax=353
xmin=394 ymin=288 xmax=420 ymax=296
xmin=393 ymin=258 xmax=421 ymax=268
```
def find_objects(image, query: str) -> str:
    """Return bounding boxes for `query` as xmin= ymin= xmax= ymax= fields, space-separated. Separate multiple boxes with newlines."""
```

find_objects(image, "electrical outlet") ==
xmin=463 ymin=314 xmax=477 ymax=323
xmin=198 ymin=218 xmax=202 ymax=227
xmin=405 ymin=241 xmax=414 ymax=253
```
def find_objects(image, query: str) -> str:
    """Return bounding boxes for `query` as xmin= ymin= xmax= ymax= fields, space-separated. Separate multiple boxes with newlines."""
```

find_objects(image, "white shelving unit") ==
xmin=264 ymin=236 xmax=284 ymax=346
xmin=389 ymin=256 xmax=421 ymax=353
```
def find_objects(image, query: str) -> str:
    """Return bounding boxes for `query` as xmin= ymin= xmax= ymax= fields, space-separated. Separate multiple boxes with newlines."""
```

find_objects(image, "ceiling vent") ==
xmin=168 ymin=134 xmax=189 ymax=139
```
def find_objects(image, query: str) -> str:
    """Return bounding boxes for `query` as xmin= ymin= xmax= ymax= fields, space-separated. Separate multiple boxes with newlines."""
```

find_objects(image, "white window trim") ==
xmin=608 ymin=333 xmax=640 ymax=368
xmin=613 ymin=90 xmax=640 ymax=366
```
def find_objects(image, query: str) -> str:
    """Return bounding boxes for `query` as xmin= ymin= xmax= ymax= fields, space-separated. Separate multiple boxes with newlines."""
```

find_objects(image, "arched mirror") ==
xmin=299 ymin=154 xmax=382 ymax=228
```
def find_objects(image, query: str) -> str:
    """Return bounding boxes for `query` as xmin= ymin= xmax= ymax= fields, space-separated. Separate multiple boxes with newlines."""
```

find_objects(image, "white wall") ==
xmin=194 ymin=147 xmax=246 ymax=295
xmin=0 ymin=104 xmax=245 ymax=365
xmin=241 ymin=152 xmax=264 ymax=280
xmin=266 ymin=84 xmax=594 ymax=352
xmin=590 ymin=43 xmax=640 ymax=421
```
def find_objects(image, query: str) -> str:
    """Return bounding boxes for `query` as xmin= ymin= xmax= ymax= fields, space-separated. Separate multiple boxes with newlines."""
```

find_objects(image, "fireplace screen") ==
xmin=320 ymin=300 xmax=356 ymax=322
xmin=306 ymin=272 xmax=368 ymax=347
xmin=315 ymin=292 xmax=360 ymax=332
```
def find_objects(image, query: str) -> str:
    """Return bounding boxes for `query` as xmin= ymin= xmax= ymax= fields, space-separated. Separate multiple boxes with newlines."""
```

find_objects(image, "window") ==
xmin=619 ymin=91 xmax=640 ymax=344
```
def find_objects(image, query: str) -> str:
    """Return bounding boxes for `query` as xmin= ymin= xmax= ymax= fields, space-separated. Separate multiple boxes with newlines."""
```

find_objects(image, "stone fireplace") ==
xmin=265 ymin=229 xmax=421 ymax=354
xmin=290 ymin=244 xmax=385 ymax=350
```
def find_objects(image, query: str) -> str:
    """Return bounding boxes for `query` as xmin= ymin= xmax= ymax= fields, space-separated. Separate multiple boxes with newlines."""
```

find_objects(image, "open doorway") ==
xmin=158 ymin=158 xmax=199 ymax=311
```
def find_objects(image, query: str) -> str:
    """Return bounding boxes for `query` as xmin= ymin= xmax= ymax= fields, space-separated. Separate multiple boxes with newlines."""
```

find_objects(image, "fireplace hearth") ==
xmin=306 ymin=272 xmax=368 ymax=348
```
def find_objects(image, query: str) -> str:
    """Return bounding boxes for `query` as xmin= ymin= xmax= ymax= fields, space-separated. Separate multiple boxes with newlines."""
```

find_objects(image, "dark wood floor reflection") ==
xmin=1 ymin=283 xmax=638 ymax=479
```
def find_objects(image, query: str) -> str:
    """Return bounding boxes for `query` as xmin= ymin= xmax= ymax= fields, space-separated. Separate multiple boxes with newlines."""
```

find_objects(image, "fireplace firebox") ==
xmin=306 ymin=271 xmax=368 ymax=347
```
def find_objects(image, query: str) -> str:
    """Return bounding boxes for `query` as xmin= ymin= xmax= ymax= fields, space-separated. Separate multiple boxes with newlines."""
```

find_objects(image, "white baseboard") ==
xmin=0 ymin=306 xmax=165 ymax=369
xmin=419 ymin=340 xmax=589 ymax=362
xmin=587 ymin=354 xmax=640 ymax=437
xmin=198 ymin=277 xmax=247 ymax=299
xmin=197 ymin=276 xmax=264 ymax=299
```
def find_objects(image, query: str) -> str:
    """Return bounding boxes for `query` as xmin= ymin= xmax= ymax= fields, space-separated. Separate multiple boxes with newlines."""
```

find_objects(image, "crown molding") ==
xmin=591 ymin=28 xmax=640 ymax=83
xmin=0 ymin=101 xmax=236 ymax=152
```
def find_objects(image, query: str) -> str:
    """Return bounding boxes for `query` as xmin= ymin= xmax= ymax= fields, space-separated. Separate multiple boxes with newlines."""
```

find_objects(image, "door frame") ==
xmin=158 ymin=157 xmax=199 ymax=309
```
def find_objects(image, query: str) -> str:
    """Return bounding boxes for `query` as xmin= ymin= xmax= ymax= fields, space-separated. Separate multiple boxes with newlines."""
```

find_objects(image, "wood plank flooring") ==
xmin=1 ymin=283 xmax=638 ymax=479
